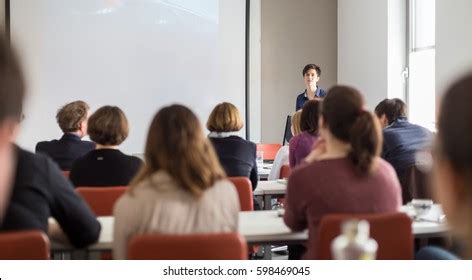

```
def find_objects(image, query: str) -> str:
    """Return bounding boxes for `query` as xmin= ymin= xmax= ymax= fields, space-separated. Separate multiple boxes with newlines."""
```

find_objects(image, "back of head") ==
xmin=87 ymin=106 xmax=129 ymax=146
xmin=56 ymin=100 xmax=89 ymax=133
xmin=132 ymin=104 xmax=225 ymax=197
xmin=322 ymin=86 xmax=382 ymax=175
xmin=291 ymin=110 xmax=302 ymax=136
xmin=0 ymin=33 xmax=25 ymax=220
xmin=438 ymin=73 xmax=472 ymax=180
xmin=0 ymin=34 xmax=25 ymax=123
xmin=374 ymin=98 xmax=407 ymax=125
xmin=300 ymin=99 xmax=320 ymax=135
xmin=206 ymin=102 xmax=243 ymax=133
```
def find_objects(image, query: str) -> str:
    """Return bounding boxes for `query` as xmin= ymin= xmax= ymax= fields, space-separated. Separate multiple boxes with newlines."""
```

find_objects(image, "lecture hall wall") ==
xmin=260 ymin=0 xmax=338 ymax=144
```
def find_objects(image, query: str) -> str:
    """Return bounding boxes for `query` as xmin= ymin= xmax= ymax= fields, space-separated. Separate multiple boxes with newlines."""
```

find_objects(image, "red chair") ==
xmin=317 ymin=212 xmax=413 ymax=260
xmin=128 ymin=233 xmax=248 ymax=260
xmin=62 ymin=171 xmax=70 ymax=178
xmin=76 ymin=186 xmax=127 ymax=216
xmin=0 ymin=230 xmax=49 ymax=260
xmin=227 ymin=177 xmax=253 ymax=211
xmin=227 ymin=177 xmax=259 ymax=255
xmin=256 ymin=143 xmax=282 ymax=161
xmin=279 ymin=164 xmax=291 ymax=179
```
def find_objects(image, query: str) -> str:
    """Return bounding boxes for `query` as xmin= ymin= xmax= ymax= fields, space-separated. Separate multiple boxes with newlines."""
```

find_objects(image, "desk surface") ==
xmin=51 ymin=208 xmax=449 ymax=251
xmin=254 ymin=180 xmax=286 ymax=196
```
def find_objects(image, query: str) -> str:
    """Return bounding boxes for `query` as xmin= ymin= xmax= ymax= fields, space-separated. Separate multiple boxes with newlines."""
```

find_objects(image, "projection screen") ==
xmin=10 ymin=0 xmax=246 ymax=153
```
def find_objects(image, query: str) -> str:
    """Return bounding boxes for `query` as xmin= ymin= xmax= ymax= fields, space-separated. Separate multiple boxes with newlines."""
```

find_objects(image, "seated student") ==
xmin=295 ymin=64 xmax=327 ymax=110
xmin=284 ymin=86 xmax=402 ymax=259
xmin=268 ymin=110 xmax=302 ymax=180
xmin=0 ymin=34 xmax=100 ymax=248
xmin=69 ymin=106 xmax=142 ymax=187
xmin=207 ymin=102 xmax=258 ymax=190
xmin=35 ymin=100 xmax=95 ymax=170
xmin=289 ymin=100 xmax=320 ymax=168
xmin=416 ymin=73 xmax=472 ymax=260
xmin=113 ymin=105 xmax=239 ymax=259
xmin=374 ymin=98 xmax=432 ymax=203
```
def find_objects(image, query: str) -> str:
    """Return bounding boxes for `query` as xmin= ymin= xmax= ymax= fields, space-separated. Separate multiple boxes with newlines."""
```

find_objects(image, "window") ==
xmin=407 ymin=0 xmax=436 ymax=130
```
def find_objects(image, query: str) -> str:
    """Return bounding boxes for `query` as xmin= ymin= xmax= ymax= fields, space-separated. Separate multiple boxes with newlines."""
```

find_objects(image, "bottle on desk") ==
xmin=331 ymin=219 xmax=378 ymax=260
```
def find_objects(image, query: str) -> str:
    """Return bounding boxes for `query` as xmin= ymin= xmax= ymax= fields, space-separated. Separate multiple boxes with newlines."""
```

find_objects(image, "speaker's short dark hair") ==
xmin=302 ymin=64 xmax=321 ymax=77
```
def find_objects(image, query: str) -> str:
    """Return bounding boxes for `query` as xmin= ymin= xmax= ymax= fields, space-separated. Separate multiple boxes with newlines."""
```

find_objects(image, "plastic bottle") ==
xmin=331 ymin=219 xmax=378 ymax=260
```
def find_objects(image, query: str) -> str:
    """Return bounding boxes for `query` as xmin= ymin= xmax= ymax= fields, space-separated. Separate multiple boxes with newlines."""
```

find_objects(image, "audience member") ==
xmin=284 ymin=85 xmax=402 ymax=259
xmin=417 ymin=73 xmax=472 ymax=259
xmin=375 ymin=98 xmax=432 ymax=203
xmin=295 ymin=64 xmax=326 ymax=110
xmin=207 ymin=102 xmax=258 ymax=190
xmin=113 ymin=104 xmax=239 ymax=259
xmin=35 ymin=100 xmax=95 ymax=170
xmin=268 ymin=110 xmax=301 ymax=180
xmin=289 ymin=100 xmax=320 ymax=168
xmin=69 ymin=106 xmax=142 ymax=187
xmin=0 ymin=33 xmax=101 ymax=248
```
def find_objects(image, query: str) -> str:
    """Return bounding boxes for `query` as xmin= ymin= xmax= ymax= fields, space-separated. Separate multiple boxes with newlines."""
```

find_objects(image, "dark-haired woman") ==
xmin=289 ymin=100 xmax=320 ymax=168
xmin=113 ymin=105 xmax=239 ymax=259
xmin=284 ymin=86 xmax=402 ymax=259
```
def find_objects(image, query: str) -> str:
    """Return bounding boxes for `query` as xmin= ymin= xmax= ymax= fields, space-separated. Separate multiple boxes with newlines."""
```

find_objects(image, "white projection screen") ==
xmin=11 ymin=0 xmax=246 ymax=153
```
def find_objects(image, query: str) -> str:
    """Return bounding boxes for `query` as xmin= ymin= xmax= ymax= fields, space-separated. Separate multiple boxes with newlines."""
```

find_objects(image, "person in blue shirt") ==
xmin=295 ymin=64 xmax=327 ymax=110
xmin=375 ymin=98 xmax=432 ymax=202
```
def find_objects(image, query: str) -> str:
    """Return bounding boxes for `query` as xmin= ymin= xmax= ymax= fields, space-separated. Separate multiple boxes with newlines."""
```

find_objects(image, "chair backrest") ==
xmin=76 ymin=186 xmax=127 ymax=216
xmin=256 ymin=143 xmax=282 ymax=161
xmin=279 ymin=164 xmax=291 ymax=179
xmin=227 ymin=177 xmax=253 ymax=211
xmin=0 ymin=230 xmax=50 ymax=260
xmin=399 ymin=164 xmax=432 ymax=204
xmin=62 ymin=171 xmax=70 ymax=178
xmin=317 ymin=212 xmax=413 ymax=260
xmin=128 ymin=233 xmax=248 ymax=260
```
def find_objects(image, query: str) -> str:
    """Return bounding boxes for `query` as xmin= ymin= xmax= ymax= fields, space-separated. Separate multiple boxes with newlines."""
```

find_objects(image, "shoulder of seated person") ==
xmin=17 ymin=147 xmax=60 ymax=176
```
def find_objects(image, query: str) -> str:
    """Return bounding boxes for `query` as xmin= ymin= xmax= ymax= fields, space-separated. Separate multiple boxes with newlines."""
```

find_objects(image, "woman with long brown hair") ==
xmin=113 ymin=105 xmax=240 ymax=259
xmin=283 ymin=86 xmax=401 ymax=259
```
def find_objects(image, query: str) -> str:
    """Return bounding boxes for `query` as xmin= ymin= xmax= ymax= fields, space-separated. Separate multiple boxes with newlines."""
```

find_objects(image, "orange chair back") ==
xmin=256 ymin=143 xmax=282 ymax=161
xmin=62 ymin=171 xmax=70 ymax=178
xmin=227 ymin=177 xmax=253 ymax=211
xmin=128 ymin=233 xmax=248 ymax=260
xmin=279 ymin=164 xmax=291 ymax=179
xmin=317 ymin=212 xmax=413 ymax=260
xmin=76 ymin=186 xmax=127 ymax=216
xmin=0 ymin=230 xmax=49 ymax=260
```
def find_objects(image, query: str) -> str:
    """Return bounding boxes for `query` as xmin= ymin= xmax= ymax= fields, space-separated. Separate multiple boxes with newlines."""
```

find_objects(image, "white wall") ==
xmin=436 ymin=0 xmax=472 ymax=97
xmin=261 ymin=0 xmax=337 ymax=143
xmin=338 ymin=0 xmax=406 ymax=109
xmin=338 ymin=0 xmax=388 ymax=109
xmin=388 ymin=0 xmax=407 ymax=100
xmin=249 ymin=0 xmax=261 ymax=142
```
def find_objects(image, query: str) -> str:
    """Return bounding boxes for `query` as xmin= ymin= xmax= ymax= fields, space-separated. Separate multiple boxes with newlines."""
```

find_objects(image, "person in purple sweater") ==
xmin=289 ymin=100 xmax=320 ymax=168
xmin=284 ymin=85 xmax=402 ymax=259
